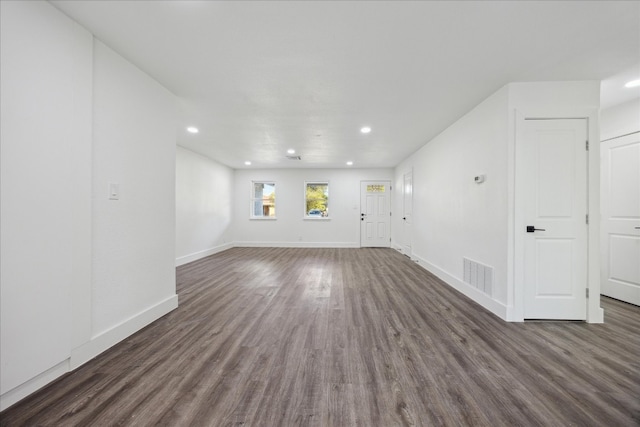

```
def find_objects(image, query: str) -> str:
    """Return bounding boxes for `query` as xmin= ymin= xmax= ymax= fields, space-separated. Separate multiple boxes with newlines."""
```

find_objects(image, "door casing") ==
xmin=512 ymin=110 xmax=603 ymax=323
xmin=360 ymin=180 xmax=391 ymax=248
xmin=600 ymin=132 xmax=640 ymax=306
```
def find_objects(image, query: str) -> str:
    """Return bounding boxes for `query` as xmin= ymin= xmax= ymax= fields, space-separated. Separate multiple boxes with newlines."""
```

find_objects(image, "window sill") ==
xmin=250 ymin=217 xmax=277 ymax=220
xmin=303 ymin=217 xmax=331 ymax=221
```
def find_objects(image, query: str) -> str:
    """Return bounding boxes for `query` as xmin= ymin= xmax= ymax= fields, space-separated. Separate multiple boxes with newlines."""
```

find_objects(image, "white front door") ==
xmin=360 ymin=181 xmax=391 ymax=247
xmin=521 ymin=119 xmax=588 ymax=320
xmin=402 ymin=171 xmax=413 ymax=257
xmin=601 ymin=132 xmax=640 ymax=306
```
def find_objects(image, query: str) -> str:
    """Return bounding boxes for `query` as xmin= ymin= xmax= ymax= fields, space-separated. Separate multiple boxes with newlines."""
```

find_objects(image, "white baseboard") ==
xmin=1 ymin=295 xmax=178 ymax=411
xmin=0 ymin=360 xmax=69 ymax=412
xmin=601 ymin=280 xmax=640 ymax=307
xmin=413 ymin=254 xmax=509 ymax=321
xmin=234 ymin=241 xmax=359 ymax=248
xmin=70 ymin=294 xmax=178 ymax=370
xmin=176 ymin=243 xmax=234 ymax=266
xmin=391 ymin=243 xmax=404 ymax=252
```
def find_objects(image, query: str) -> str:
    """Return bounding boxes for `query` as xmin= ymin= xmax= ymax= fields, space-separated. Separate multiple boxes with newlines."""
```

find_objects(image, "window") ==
xmin=366 ymin=184 xmax=386 ymax=193
xmin=305 ymin=182 xmax=329 ymax=218
xmin=251 ymin=181 xmax=276 ymax=219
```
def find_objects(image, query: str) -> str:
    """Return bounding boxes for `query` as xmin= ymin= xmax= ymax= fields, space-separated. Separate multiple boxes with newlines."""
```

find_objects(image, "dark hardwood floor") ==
xmin=1 ymin=247 xmax=639 ymax=426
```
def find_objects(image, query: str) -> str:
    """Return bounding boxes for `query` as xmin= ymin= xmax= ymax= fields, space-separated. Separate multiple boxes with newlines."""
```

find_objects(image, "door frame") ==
xmin=402 ymin=169 xmax=413 ymax=258
xmin=360 ymin=180 xmax=392 ymax=248
xmin=600 ymin=131 xmax=640 ymax=306
xmin=511 ymin=109 xmax=603 ymax=323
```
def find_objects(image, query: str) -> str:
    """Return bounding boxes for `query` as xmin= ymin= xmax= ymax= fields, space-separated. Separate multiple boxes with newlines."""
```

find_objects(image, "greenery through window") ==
xmin=251 ymin=181 xmax=276 ymax=218
xmin=305 ymin=182 xmax=329 ymax=218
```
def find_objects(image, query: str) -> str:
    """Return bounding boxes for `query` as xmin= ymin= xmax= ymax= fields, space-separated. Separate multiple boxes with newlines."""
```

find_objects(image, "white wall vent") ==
xmin=463 ymin=257 xmax=493 ymax=296
xmin=285 ymin=155 xmax=302 ymax=160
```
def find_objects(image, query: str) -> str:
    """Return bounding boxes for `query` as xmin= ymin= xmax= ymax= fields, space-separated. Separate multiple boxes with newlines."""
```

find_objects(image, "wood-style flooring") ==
xmin=1 ymin=247 xmax=639 ymax=426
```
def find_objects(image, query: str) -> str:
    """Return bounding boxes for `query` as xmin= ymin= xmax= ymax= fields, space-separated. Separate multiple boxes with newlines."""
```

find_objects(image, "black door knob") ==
xmin=526 ymin=226 xmax=546 ymax=233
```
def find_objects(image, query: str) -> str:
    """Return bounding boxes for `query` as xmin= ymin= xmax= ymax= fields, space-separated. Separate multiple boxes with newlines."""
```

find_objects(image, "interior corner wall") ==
xmin=393 ymin=86 xmax=511 ymax=318
xmin=233 ymin=168 xmax=393 ymax=247
xmin=176 ymin=146 xmax=234 ymax=266
xmin=1 ymin=1 xmax=179 ymax=410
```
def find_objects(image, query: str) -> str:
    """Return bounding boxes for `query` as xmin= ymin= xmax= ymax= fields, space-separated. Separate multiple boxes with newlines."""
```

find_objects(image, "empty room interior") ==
xmin=1 ymin=1 xmax=639 ymax=425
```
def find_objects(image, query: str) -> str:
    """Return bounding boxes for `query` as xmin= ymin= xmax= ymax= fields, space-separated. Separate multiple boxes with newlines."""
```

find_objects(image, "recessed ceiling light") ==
xmin=624 ymin=79 xmax=640 ymax=88
xmin=244 ymin=161 xmax=251 ymax=166
xmin=360 ymin=126 xmax=371 ymax=134
xmin=346 ymin=161 xmax=353 ymax=166
xmin=287 ymin=149 xmax=296 ymax=154
xmin=186 ymin=126 xmax=199 ymax=134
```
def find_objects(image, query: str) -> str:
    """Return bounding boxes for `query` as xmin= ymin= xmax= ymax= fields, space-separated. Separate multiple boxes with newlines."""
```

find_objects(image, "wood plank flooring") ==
xmin=1 ymin=247 xmax=639 ymax=426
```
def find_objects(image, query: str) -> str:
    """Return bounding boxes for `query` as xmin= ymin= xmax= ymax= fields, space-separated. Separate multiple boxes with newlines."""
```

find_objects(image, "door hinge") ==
xmin=586 ymin=288 xmax=589 ymax=298
xmin=586 ymin=140 xmax=589 ymax=151
xmin=586 ymin=214 xmax=589 ymax=225
xmin=390 ymin=185 xmax=392 ymax=190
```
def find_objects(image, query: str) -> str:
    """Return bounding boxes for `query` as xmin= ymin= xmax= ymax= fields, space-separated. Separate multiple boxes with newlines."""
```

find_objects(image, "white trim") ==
xmin=0 ymin=361 xmax=69 ymax=412
xmin=176 ymin=242 xmax=234 ymax=266
xmin=601 ymin=130 xmax=639 ymax=143
xmin=2 ymin=291 xmax=178 ymax=410
xmin=70 ymin=295 xmax=178 ymax=370
xmin=602 ymin=281 xmax=640 ymax=307
xmin=0 ymin=295 xmax=178 ymax=410
xmin=359 ymin=180 xmax=393 ymax=248
xmin=413 ymin=254 xmax=509 ymax=320
xmin=513 ymin=108 xmax=603 ymax=323
xmin=304 ymin=180 xmax=330 ymax=219
xmin=234 ymin=241 xmax=358 ymax=248
xmin=250 ymin=180 xmax=277 ymax=219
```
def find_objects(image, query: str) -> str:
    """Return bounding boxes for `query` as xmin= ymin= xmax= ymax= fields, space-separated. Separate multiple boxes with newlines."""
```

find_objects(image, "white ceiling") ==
xmin=51 ymin=1 xmax=640 ymax=169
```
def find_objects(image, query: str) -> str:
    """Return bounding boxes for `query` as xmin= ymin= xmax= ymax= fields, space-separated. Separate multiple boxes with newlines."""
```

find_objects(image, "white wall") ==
xmin=394 ymin=81 xmax=602 ymax=322
xmin=176 ymin=147 xmax=234 ymax=265
xmin=1 ymin=2 xmax=178 ymax=410
xmin=600 ymin=98 xmax=640 ymax=141
xmin=1 ymin=0 xmax=92 ymax=405
xmin=90 ymin=40 xmax=178 ymax=337
xmin=394 ymin=87 xmax=510 ymax=316
xmin=234 ymin=168 xmax=393 ymax=247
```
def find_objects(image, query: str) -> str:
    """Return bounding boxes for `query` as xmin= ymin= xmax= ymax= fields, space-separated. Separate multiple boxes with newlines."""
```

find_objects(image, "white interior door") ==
xmin=360 ymin=181 xmax=391 ymax=247
xmin=601 ymin=132 xmax=640 ymax=306
xmin=521 ymin=119 xmax=588 ymax=320
xmin=402 ymin=171 xmax=413 ymax=256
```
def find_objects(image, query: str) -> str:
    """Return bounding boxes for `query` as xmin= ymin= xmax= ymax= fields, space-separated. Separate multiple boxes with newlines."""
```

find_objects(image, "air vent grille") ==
xmin=286 ymin=155 xmax=302 ymax=160
xmin=463 ymin=257 xmax=493 ymax=296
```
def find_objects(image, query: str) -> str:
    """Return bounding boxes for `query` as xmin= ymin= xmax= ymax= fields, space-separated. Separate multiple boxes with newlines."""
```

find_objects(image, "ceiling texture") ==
xmin=51 ymin=1 xmax=640 ymax=169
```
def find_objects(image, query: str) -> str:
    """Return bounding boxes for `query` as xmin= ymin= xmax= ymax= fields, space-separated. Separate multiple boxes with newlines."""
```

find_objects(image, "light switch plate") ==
xmin=108 ymin=182 xmax=119 ymax=200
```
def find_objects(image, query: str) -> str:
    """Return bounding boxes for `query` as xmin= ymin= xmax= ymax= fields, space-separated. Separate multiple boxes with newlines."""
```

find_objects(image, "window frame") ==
xmin=304 ymin=181 xmax=330 ymax=220
xmin=250 ymin=181 xmax=277 ymax=220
